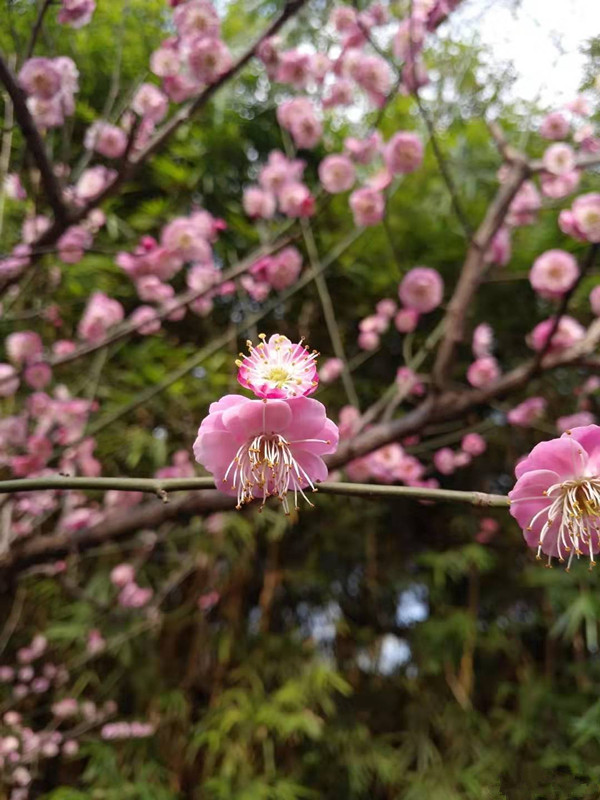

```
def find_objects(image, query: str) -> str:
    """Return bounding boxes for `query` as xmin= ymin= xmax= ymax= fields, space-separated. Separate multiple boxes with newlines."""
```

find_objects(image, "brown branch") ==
xmin=24 ymin=0 xmax=54 ymax=61
xmin=0 ymin=52 xmax=69 ymax=225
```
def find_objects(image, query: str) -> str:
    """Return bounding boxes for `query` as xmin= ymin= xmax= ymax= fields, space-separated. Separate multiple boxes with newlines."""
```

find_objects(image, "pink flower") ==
xmin=358 ymin=330 xmax=379 ymax=350
xmin=87 ymin=629 xmax=106 ymax=655
xmin=150 ymin=44 xmax=181 ymax=78
xmin=186 ymin=36 xmax=232 ymax=84
xmin=590 ymin=285 xmax=600 ymax=316
xmin=572 ymin=193 xmax=600 ymax=242
xmin=4 ymin=173 xmax=26 ymax=200
xmin=259 ymin=150 xmax=305 ymax=195
xmin=376 ymin=299 xmax=397 ymax=318
xmin=256 ymin=36 xmax=280 ymax=78
xmin=58 ymin=0 xmax=96 ymax=28
xmin=75 ymin=166 xmax=116 ymax=201
xmin=278 ymin=183 xmax=315 ymax=217
xmin=265 ymin=247 xmax=302 ymax=291
xmin=508 ymin=425 xmax=600 ymax=564
xmin=318 ymin=155 xmax=356 ymax=194
xmin=507 ymin=181 xmax=541 ymax=226
xmin=24 ymin=362 xmax=52 ymax=390
xmin=236 ymin=334 xmax=318 ymax=399
xmin=84 ymin=121 xmax=127 ymax=158
xmin=476 ymin=517 xmax=500 ymax=544
xmin=6 ymin=331 xmax=42 ymax=365
xmin=394 ymin=308 xmax=419 ymax=333
xmin=472 ymin=323 xmax=493 ymax=358
xmin=528 ymin=316 xmax=585 ymax=353
xmin=161 ymin=217 xmax=212 ymax=262
xmin=78 ymin=292 xmax=125 ymax=343
xmin=354 ymin=54 xmax=392 ymax=104
xmin=540 ymin=111 xmax=570 ymax=140
xmin=131 ymin=83 xmax=168 ymax=122
xmin=359 ymin=314 xmax=388 ymax=334
xmin=367 ymin=443 xmax=406 ymax=484
xmin=344 ymin=132 xmax=381 ymax=164
xmin=484 ymin=227 xmax=511 ymax=266
xmin=557 ymin=412 xmax=596 ymax=433
xmin=540 ymin=169 xmax=580 ymax=199
xmin=322 ymin=79 xmax=354 ymax=109
xmin=466 ymin=356 xmax=500 ymax=388
xmin=276 ymin=50 xmax=312 ymax=89
xmin=243 ymin=186 xmax=276 ymax=219
xmin=277 ymin=99 xmax=322 ymax=149
xmin=129 ymin=306 xmax=161 ymax=335
xmin=349 ymin=187 xmax=385 ymax=226
xmin=566 ymin=95 xmax=591 ymax=116
xmin=110 ymin=563 xmax=135 ymax=588
xmin=119 ymin=584 xmax=153 ymax=608
xmin=173 ymin=0 xmax=220 ymax=39
xmin=434 ymin=447 xmax=456 ymax=475
xmin=461 ymin=432 xmax=486 ymax=456
xmin=193 ymin=395 xmax=338 ymax=512
xmin=507 ymin=397 xmax=547 ymax=427
xmin=319 ymin=358 xmax=344 ymax=384
xmin=384 ymin=132 xmax=424 ymax=175
xmin=18 ymin=58 xmax=61 ymax=99
xmin=398 ymin=267 xmax=443 ymax=313
xmin=542 ymin=143 xmax=575 ymax=176
xmin=57 ymin=226 xmax=92 ymax=264
xmin=396 ymin=366 xmax=423 ymax=396
xmin=0 ymin=364 xmax=19 ymax=396
xmin=529 ymin=249 xmax=579 ymax=299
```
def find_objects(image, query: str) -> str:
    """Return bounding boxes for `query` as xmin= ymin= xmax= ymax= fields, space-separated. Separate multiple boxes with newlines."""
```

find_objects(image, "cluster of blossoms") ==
xmin=57 ymin=0 xmax=96 ymax=28
xmin=241 ymin=247 xmax=304 ymax=302
xmin=356 ymin=267 xmax=443 ymax=352
xmin=18 ymin=56 xmax=79 ymax=129
xmin=194 ymin=334 xmax=338 ymax=512
xmin=110 ymin=562 xmax=153 ymax=609
xmin=432 ymin=432 xmax=487 ymax=476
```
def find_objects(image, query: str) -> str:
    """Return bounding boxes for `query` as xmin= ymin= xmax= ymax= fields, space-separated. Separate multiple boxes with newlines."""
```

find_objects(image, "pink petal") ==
xmin=515 ymin=436 xmax=586 ymax=480
xmin=222 ymin=398 xmax=292 ymax=438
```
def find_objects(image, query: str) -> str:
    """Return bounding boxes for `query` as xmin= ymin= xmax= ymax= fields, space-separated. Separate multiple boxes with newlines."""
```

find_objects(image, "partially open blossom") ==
xmin=376 ymin=299 xmax=397 ymax=318
xmin=236 ymin=334 xmax=318 ymax=399
xmin=194 ymin=394 xmax=338 ymax=512
xmin=358 ymin=330 xmax=380 ymax=350
xmin=509 ymin=425 xmax=600 ymax=565
xmin=399 ymin=267 xmax=443 ymax=313
xmin=319 ymin=358 xmax=344 ymax=384
xmin=529 ymin=249 xmax=579 ymax=299
xmin=318 ymin=155 xmax=356 ymax=194
xmin=507 ymin=397 xmax=547 ymax=427
xmin=540 ymin=111 xmax=569 ymax=140
xmin=434 ymin=447 xmax=457 ymax=475
xmin=110 ymin=563 xmax=136 ymax=588
xmin=58 ymin=0 xmax=96 ymax=27
xmin=384 ymin=132 xmax=424 ymax=175
xmin=349 ymin=187 xmax=385 ymax=227
xmin=528 ymin=315 xmax=585 ymax=353
xmin=467 ymin=356 xmax=500 ymax=388
xmin=542 ymin=143 xmax=575 ymax=176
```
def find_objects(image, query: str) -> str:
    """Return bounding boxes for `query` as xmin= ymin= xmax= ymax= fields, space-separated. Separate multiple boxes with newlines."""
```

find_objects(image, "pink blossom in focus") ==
xmin=461 ymin=432 xmax=486 ymax=456
xmin=349 ymin=187 xmax=385 ymax=227
xmin=540 ymin=111 xmax=570 ymax=140
xmin=319 ymin=358 xmax=344 ymax=384
xmin=466 ymin=356 xmax=500 ymax=388
xmin=58 ymin=0 xmax=96 ymax=27
xmin=318 ymin=155 xmax=356 ymax=194
xmin=236 ymin=334 xmax=318 ymax=399
xmin=193 ymin=395 xmax=338 ymax=512
xmin=528 ymin=316 xmax=585 ymax=353
xmin=509 ymin=425 xmax=600 ymax=563
xmin=384 ymin=132 xmax=424 ymax=175
xmin=398 ymin=267 xmax=443 ymax=313
xmin=529 ymin=249 xmax=579 ymax=299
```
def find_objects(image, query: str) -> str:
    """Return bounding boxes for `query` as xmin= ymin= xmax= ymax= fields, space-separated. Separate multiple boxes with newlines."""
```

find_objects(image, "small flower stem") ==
xmin=0 ymin=475 xmax=509 ymax=507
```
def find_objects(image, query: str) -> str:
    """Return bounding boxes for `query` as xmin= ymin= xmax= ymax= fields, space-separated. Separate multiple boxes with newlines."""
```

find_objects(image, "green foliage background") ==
xmin=1 ymin=0 xmax=600 ymax=797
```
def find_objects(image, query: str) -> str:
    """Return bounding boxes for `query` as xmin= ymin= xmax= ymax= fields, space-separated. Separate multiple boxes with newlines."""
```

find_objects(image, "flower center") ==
xmin=534 ymin=477 xmax=600 ymax=568
xmin=222 ymin=432 xmax=317 ymax=513
xmin=265 ymin=366 xmax=291 ymax=387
